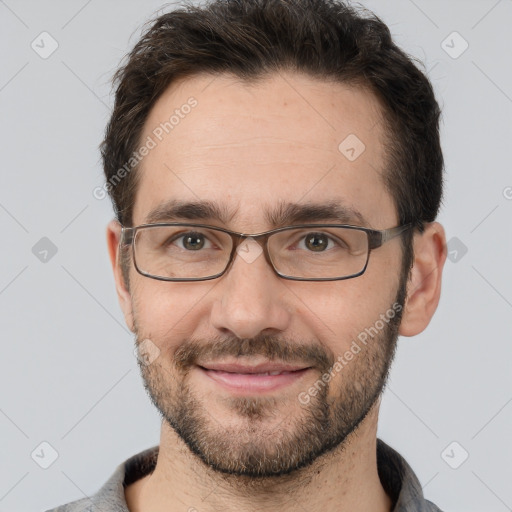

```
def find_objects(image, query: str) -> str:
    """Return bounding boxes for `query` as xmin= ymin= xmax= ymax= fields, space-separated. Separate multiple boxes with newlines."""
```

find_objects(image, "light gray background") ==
xmin=1 ymin=1 xmax=511 ymax=511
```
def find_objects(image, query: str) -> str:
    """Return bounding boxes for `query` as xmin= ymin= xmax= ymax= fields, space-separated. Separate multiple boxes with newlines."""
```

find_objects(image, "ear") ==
xmin=399 ymin=222 xmax=447 ymax=337
xmin=106 ymin=220 xmax=135 ymax=333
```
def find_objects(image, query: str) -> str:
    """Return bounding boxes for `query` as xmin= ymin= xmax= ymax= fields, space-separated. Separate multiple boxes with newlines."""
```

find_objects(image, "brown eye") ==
xmin=304 ymin=233 xmax=330 ymax=252
xmin=181 ymin=232 xmax=206 ymax=251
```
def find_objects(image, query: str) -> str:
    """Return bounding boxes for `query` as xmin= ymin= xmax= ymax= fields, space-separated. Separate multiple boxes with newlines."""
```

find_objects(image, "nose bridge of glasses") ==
xmin=232 ymin=230 xmax=271 ymax=248
xmin=227 ymin=231 xmax=277 ymax=274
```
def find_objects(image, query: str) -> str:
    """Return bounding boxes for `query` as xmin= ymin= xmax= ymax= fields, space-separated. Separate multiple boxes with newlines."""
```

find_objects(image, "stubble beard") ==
xmin=134 ymin=280 xmax=406 ymax=479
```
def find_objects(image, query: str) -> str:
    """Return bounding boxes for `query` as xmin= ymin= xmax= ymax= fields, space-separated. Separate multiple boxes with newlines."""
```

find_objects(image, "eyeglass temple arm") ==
xmin=120 ymin=226 xmax=135 ymax=245
xmin=368 ymin=223 xmax=413 ymax=249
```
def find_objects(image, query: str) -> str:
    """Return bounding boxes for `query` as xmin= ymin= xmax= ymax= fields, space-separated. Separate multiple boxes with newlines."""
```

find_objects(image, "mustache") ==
xmin=172 ymin=333 xmax=335 ymax=373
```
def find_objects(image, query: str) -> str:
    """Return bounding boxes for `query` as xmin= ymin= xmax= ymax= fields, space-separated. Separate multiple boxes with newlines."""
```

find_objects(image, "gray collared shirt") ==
xmin=45 ymin=439 xmax=443 ymax=511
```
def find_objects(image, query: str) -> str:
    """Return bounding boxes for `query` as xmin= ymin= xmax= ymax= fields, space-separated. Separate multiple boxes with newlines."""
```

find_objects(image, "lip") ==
xmin=199 ymin=362 xmax=309 ymax=374
xmin=196 ymin=361 xmax=312 ymax=393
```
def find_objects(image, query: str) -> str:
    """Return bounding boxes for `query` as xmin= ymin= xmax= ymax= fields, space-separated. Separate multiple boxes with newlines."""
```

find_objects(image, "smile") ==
xmin=196 ymin=363 xmax=312 ymax=393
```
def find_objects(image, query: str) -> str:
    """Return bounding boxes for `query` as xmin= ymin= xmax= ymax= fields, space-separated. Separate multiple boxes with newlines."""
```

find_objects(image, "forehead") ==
xmin=132 ymin=72 xmax=396 ymax=230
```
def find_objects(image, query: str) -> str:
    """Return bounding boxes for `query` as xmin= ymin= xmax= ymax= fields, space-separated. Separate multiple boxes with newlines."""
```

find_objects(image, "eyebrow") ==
xmin=144 ymin=199 xmax=369 ymax=229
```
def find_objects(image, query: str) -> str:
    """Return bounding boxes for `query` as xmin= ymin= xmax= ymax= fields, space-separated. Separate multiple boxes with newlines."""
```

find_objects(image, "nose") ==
xmin=209 ymin=237 xmax=292 ymax=339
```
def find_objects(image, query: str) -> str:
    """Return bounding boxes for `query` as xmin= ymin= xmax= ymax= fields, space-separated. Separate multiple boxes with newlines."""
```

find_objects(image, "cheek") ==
xmin=131 ymin=278 xmax=215 ymax=341
xmin=293 ymin=278 xmax=398 ymax=354
xmin=130 ymin=262 xmax=401 ymax=363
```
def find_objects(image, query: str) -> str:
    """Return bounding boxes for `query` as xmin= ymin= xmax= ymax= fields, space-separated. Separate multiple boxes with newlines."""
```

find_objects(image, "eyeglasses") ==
xmin=120 ymin=222 xmax=413 ymax=282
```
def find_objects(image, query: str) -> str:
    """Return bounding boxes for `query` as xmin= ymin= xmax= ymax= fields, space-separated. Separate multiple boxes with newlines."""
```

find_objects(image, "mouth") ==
xmin=196 ymin=361 xmax=313 ymax=393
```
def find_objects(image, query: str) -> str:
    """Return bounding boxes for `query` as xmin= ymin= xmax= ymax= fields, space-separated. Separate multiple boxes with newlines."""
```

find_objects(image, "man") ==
xmin=47 ymin=0 xmax=447 ymax=510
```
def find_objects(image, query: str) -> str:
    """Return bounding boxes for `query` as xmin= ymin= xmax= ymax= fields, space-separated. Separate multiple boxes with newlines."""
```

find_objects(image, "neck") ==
xmin=125 ymin=405 xmax=392 ymax=512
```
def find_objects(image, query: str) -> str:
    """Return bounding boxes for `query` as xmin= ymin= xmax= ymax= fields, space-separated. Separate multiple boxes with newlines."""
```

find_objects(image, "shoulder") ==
xmin=44 ymin=446 xmax=158 ymax=512
xmin=44 ymin=497 xmax=98 ymax=512
xmin=43 ymin=474 xmax=128 ymax=512
xmin=424 ymin=499 xmax=445 ymax=511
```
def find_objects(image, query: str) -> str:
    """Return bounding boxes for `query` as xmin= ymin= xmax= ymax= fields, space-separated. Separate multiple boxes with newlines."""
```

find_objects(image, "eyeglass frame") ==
xmin=120 ymin=222 xmax=414 ymax=282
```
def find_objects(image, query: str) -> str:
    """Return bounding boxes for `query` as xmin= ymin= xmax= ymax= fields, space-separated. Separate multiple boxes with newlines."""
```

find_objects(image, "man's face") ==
xmin=124 ymin=72 xmax=407 ymax=477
